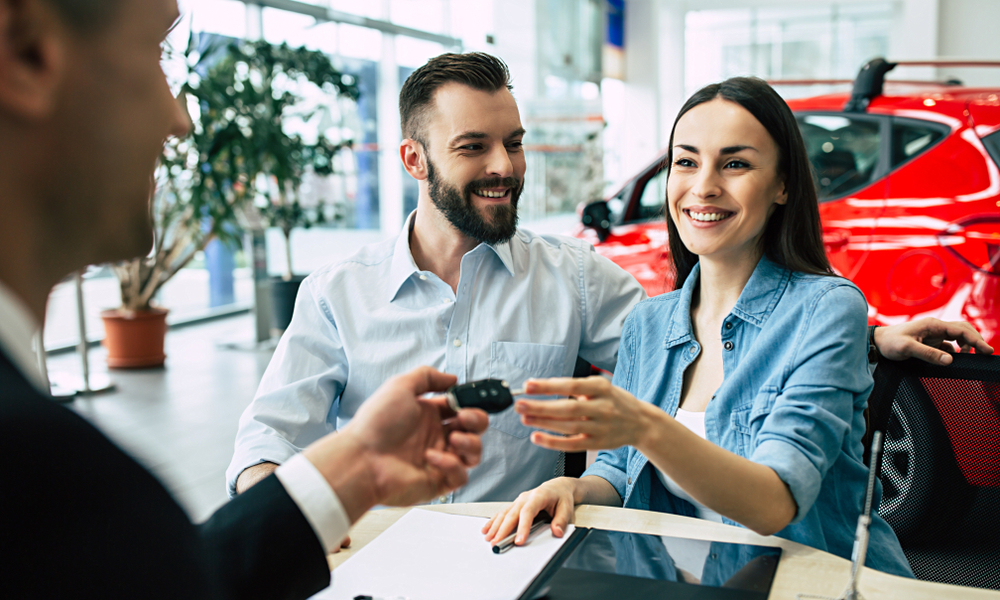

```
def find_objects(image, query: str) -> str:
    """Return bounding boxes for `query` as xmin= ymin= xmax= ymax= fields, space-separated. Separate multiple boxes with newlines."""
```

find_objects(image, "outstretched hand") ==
xmin=516 ymin=376 xmax=655 ymax=452
xmin=875 ymin=318 xmax=993 ymax=365
xmin=303 ymin=367 xmax=488 ymax=521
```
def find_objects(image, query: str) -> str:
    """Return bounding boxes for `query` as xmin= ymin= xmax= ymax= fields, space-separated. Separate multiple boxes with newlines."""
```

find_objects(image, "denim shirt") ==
xmin=583 ymin=257 xmax=913 ymax=578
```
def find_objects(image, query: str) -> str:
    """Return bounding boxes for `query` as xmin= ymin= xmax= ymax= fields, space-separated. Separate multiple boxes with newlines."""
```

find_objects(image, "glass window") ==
xmin=891 ymin=121 xmax=947 ymax=168
xmin=983 ymin=129 xmax=1000 ymax=169
xmin=797 ymin=114 xmax=881 ymax=201
xmin=632 ymin=166 xmax=668 ymax=222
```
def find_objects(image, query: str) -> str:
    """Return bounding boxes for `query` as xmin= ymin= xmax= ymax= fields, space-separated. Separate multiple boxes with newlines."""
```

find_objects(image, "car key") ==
xmin=445 ymin=378 xmax=524 ymax=413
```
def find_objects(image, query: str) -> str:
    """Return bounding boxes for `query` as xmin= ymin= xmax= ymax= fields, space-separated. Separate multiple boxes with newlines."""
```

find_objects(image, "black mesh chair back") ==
xmin=867 ymin=354 xmax=1000 ymax=590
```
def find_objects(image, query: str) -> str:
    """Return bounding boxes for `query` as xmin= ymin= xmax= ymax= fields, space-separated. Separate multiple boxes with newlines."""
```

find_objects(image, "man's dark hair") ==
xmin=47 ymin=0 xmax=122 ymax=30
xmin=665 ymin=76 xmax=832 ymax=289
xmin=399 ymin=52 xmax=512 ymax=144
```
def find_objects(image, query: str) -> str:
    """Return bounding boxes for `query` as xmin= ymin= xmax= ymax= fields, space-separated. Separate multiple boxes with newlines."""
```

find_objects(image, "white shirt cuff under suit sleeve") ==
xmin=275 ymin=453 xmax=351 ymax=554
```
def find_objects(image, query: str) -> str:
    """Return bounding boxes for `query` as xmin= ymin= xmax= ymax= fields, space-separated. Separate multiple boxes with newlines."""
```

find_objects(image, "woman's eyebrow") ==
xmin=721 ymin=145 xmax=759 ymax=154
xmin=674 ymin=144 xmax=698 ymax=153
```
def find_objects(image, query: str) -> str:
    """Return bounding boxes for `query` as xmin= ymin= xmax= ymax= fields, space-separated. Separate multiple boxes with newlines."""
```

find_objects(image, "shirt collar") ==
xmin=386 ymin=211 xmax=517 ymax=303
xmin=386 ymin=211 xmax=422 ymax=303
xmin=0 ymin=279 xmax=48 ymax=392
xmin=664 ymin=256 xmax=791 ymax=347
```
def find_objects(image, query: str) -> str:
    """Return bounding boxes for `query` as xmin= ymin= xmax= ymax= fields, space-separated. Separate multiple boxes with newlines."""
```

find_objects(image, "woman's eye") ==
xmin=673 ymin=158 xmax=695 ymax=168
xmin=725 ymin=159 xmax=750 ymax=169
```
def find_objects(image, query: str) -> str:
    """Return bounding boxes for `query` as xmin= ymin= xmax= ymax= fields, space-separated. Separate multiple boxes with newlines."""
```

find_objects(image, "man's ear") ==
xmin=400 ymin=138 xmax=428 ymax=181
xmin=0 ymin=0 xmax=66 ymax=120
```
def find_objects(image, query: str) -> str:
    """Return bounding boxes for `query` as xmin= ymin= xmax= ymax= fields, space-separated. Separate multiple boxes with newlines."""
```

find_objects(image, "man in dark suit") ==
xmin=0 ymin=1 xmax=488 ymax=598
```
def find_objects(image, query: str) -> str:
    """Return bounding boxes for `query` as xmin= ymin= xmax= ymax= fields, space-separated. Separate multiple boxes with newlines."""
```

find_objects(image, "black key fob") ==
xmin=446 ymin=379 xmax=515 ymax=413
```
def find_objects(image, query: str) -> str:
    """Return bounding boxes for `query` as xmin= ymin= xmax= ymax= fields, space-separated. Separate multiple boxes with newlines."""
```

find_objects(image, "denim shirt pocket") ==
xmin=489 ymin=341 xmax=567 ymax=438
xmin=729 ymin=386 xmax=779 ymax=457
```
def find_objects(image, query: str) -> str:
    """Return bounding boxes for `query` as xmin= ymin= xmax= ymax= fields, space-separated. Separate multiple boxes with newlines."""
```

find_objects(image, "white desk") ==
xmin=328 ymin=503 xmax=1000 ymax=600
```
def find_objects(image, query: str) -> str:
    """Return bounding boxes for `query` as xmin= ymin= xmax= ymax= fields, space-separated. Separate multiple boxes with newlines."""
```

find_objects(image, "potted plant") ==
xmin=102 ymin=33 xmax=359 ymax=368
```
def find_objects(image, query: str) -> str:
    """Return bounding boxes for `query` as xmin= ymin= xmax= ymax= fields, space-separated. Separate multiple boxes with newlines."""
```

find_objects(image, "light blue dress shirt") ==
xmin=227 ymin=213 xmax=646 ymax=501
xmin=583 ymin=257 xmax=914 ymax=578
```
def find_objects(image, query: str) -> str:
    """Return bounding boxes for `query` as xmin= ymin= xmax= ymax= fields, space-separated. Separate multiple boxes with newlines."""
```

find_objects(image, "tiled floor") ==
xmin=49 ymin=315 xmax=273 ymax=522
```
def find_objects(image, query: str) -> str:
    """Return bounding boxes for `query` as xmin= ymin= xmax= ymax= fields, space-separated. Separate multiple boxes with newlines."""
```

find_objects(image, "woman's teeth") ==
xmin=688 ymin=211 xmax=730 ymax=222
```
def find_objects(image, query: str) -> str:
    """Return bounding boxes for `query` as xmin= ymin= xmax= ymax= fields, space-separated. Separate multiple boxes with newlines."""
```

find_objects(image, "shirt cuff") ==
xmin=275 ymin=453 xmax=351 ymax=554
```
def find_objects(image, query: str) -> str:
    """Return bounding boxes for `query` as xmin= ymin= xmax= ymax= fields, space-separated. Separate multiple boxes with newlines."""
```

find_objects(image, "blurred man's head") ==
xmin=0 ymin=0 xmax=189 ymax=298
xmin=399 ymin=53 xmax=525 ymax=245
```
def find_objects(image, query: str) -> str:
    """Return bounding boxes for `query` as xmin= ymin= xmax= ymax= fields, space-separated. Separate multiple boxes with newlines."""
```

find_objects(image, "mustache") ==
xmin=465 ymin=177 xmax=522 ymax=195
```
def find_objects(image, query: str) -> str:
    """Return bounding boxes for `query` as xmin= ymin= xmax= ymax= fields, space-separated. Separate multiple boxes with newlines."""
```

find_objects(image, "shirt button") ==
xmin=724 ymin=322 xmax=733 ymax=330
xmin=438 ymin=496 xmax=448 ymax=503
xmin=442 ymin=298 xmax=452 ymax=304
xmin=627 ymin=477 xmax=632 ymax=485
xmin=453 ymin=339 xmax=462 ymax=347
xmin=419 ymin=274 xmax=428 ymax=281
xmin=689 ymin=346 xmax=697 ymax=354
xmin=724 ymin=341 xmax=734 ymax=351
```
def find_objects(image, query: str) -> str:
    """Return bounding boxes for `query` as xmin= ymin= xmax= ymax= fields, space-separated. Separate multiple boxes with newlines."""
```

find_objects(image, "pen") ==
xmin=492 ymin=519 xmax=549 ymax=554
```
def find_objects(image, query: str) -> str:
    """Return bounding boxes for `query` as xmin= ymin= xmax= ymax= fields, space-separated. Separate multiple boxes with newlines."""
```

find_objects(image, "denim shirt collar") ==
xmin=664 ymin=256 xmax=792 ymax=348
xmin=387 ymin=211 xmax=516 ymax=303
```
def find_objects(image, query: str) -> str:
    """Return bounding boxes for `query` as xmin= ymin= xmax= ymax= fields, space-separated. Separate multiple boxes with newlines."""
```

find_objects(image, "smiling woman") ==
xmin=484 ymin=77 xmax=915 ymax=580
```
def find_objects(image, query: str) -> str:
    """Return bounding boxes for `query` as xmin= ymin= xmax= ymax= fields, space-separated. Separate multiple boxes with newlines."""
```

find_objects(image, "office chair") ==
xmin=866 ymin=353 xmax=1000 ymax=590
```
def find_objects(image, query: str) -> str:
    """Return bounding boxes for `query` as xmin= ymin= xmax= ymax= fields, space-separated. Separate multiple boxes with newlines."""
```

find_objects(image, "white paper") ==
xmin=313 ymin=509 xmax=575 ymax=600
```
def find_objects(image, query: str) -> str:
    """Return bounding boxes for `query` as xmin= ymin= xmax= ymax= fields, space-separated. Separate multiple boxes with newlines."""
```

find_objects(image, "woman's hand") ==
xmin=482 ymin=477 xmax=578 ymax=545
xmin=875 ymin=318 xmax=994 ymax=364
xmin=516 ymin=376 xmax=657 ymax=452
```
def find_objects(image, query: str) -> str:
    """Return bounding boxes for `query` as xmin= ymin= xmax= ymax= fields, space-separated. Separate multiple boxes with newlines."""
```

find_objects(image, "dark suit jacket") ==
xmin=0 ymin=351 xmax=331 ymax=599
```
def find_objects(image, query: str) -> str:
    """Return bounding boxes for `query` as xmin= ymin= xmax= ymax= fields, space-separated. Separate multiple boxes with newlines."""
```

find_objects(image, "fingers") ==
xmin=530 ymin=431 xmax=592 ymax=452
xmin=551 ymin=496 xmax=573 ymax=538
xmin=425 ymin=448 xmax=469 ymax=492
xmin=396 ymin=366 xmax=458 ymax=397
xmin=342 ymin=535 xmax=351 ymax=548
xmin=455 ymin=407 xmax=490 ymax=434
xmin=524 ymin=375 xmax=610 ymax=398
xmin=483 ymin=503 xmax=515 ymax=540
xmin=905 ymin=338 xmax=954 ymax=365
xmin=516 ymin=398 xmax=591 ymax=420
xmin=521 ymin=414 xmax=597 ymax=436
xmin=446 ymin=430 xmax=483 ymax=467
xmin=920 ymin=319 xmax=994 ymax=355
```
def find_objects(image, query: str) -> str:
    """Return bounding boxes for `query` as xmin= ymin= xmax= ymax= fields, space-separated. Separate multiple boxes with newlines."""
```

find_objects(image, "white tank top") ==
xmin=654 ymin=408 xmax=725 ymax=524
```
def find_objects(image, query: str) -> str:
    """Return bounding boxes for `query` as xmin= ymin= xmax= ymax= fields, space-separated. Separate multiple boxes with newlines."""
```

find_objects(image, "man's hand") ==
xmin=302 ymin=367 xmax=488 ymax=522
xmin=875 ymin=318 xmax=994 ymax=365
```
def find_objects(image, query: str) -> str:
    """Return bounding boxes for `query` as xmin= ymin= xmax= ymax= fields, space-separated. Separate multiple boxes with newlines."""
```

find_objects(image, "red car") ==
xmin=575 ymin=58 xmax=1000 ymax=557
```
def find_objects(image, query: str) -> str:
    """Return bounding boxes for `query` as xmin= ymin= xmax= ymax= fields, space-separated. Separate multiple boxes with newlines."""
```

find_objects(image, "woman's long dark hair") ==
xmin=666 ymin=77 xmax=831 ymax=289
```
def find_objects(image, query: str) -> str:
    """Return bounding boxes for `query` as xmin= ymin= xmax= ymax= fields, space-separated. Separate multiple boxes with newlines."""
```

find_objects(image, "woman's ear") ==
xmin=400 ymin=138 xmax=427 ymax=181
xmin=775 ymin=179 xmax=789 ymax=206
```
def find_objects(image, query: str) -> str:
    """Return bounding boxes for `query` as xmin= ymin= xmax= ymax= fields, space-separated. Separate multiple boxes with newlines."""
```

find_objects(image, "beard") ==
xmin=426 ymin=158 xmax=522 ymax=245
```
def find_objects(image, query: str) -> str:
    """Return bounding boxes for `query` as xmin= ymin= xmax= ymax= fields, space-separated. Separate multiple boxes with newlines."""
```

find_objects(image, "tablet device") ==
xmin=518 ymin=527 xmax=782 ymax=600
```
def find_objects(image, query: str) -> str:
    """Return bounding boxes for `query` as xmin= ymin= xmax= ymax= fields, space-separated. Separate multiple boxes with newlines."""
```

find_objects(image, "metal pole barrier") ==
xmin=73 ymin=271 xmax=114 ymax=396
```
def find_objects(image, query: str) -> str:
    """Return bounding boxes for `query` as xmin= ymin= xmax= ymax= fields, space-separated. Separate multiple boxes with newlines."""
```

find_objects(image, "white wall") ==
xmin=614 ymin=0 xmax=1000 ymax=181
xmin=936 ymin=0 xmax=1000 ymax=86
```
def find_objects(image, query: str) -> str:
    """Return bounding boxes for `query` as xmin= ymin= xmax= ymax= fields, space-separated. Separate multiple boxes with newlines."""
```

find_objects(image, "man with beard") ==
xmin=227 ymin=52 xmax=992 ymax=528
xmin=227 ymin=53 xmax=645 ymax=515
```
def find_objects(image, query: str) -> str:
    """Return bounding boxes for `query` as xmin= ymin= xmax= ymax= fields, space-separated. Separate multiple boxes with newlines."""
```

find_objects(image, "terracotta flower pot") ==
xmin=100 ymin=308 xmax=169 ymax=369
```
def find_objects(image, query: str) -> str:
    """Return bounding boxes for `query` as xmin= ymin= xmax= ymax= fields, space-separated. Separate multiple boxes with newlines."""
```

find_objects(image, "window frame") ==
xmin=888 ymin=116 xmax=952 ymax=172
xmin=794 ymin=110 xmax=892 ymax=204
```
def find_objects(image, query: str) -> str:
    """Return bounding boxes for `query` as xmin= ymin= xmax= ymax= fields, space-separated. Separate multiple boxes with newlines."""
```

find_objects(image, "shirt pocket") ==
xmin=729 ymin=386 xmax=778 ymax=457
xmin=489 ymin=341 xmax=567 ymax=438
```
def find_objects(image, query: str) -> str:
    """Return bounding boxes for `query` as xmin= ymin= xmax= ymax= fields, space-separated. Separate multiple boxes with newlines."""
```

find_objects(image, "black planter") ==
xmin=269 ymin=276 xmax=305 ymax=334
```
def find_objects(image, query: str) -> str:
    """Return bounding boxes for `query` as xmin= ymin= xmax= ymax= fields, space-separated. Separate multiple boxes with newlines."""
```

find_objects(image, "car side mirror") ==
xmin=581 ymin=200 xmax=612 ymax=242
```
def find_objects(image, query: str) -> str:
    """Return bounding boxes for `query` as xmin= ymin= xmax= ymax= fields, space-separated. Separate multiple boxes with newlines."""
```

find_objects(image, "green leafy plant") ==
xmin=113 ymin=34 xmax=359 ymax=311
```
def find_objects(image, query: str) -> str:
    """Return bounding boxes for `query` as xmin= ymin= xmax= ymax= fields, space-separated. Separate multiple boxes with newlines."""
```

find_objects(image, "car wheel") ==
xmin=877 ymin=378 xmax=974 ymax=544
